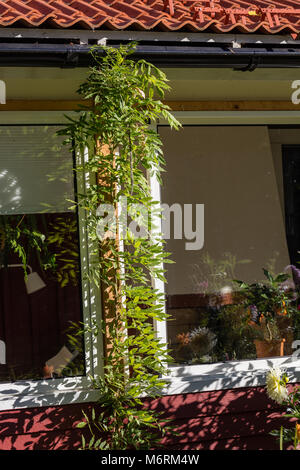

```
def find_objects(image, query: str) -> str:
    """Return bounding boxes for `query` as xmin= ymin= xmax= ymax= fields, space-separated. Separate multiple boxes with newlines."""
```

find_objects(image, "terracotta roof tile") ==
xmin=0 ymin=0 xmax=300 ymax=34
xmin=26 ymin=0 xmax=57 ymax=15
xmin=6 ymin=0 xmax=33 ymax=15
xmin=68 ymin=0 xmax=104 ymax=17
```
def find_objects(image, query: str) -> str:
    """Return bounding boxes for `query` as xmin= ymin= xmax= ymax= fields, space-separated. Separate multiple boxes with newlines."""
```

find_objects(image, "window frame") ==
xmin=152 ymin=111 xmax=300 ymax=395
xmin=0 ymin=111 xmax=103 ymax=411
xmin=2 ymin=110 xmax=300 ymax=409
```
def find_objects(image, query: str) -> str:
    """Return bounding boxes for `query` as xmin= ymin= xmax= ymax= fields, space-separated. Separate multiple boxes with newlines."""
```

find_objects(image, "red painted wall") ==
xmin=144 ymin=386 xmax=294 ymax=450
xmin=0 ymin=386 xmax=294 ymax=450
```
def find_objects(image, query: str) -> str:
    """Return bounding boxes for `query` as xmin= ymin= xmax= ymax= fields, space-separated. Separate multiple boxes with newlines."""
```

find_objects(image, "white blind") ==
xmin=0 ymin=125 xmax=75 ymax=215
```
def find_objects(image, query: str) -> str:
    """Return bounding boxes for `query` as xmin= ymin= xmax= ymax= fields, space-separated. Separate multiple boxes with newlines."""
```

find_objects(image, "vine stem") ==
xmin=16 ymin=214 xmax=26 ymax=228
xmin=266 ymin=321 xmax=273 ymax=341
xmin=61 ymin=43 xmax=181 ymax=450
xmin=127 ymin=130 xmax=134 ymax=195
xmin=280 ymin=425 xmax=283 ymax=450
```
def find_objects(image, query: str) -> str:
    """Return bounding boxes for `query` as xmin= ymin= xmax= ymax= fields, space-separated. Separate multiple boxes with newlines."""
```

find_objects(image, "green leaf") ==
xmin=263 ymin=268 xmax=273 ymax=282
xmin=76 ymin=421 xmax=87 ymax=428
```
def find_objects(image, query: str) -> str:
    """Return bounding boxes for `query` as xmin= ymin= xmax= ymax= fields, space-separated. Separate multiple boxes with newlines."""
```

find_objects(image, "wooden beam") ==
xmin=163 ymin=100 xmax=298 ymax=111
xmin=0 ymin=99 xmax=297 ymax=112
xmin=0 ymin=100 xmax=300 ymax=111
xmin=96 ymin=143 xmax=124 ymax=364
xmin=0 ymin=100 xmax=92 ymax=111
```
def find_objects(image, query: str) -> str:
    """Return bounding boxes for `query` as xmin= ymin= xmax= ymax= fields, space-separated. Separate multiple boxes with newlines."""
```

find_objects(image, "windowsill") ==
xmin=0 ymin=376 xmax=100 ymax=411
xmin=0 ymin=356 xmax=300 ymax=411
xmin=162 ymin=355 xmax=300 ymax=395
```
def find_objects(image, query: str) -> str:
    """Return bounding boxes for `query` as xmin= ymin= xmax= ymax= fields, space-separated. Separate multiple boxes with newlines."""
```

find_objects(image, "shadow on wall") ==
xmin=0 ymin=376 xmax=101 ymax=450
xmin=0 ymin=370 xmax=297 ymax=450
xmin=0 ymin=401 xmax=99 ymax=450
xmin=143 ymin=383 xmax=297 ymax=450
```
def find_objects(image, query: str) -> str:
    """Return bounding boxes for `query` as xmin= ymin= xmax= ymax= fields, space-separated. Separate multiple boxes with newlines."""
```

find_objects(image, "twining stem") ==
xmin=266 ymin=321 xmax=273 ymax=342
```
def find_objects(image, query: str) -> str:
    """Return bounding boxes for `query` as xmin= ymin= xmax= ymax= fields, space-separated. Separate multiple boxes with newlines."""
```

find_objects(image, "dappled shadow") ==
xmin=0 ymin=398 xmax=101 ymax=450
xmin=0 ymin=376 xmax=296 ymax=450
xmin=143 ymin=381 xmax=298 ymax=450
xmin=0 ymin=125 xmax=74 ymax=215
xmin=0 ymin=372 xmax=102 ymax=450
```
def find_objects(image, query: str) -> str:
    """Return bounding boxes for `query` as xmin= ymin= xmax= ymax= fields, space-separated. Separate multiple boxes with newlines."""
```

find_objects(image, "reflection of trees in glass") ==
xmin=0 ymin=125 xmax=74 ymax=215
xmin=0 ymin=213 xmax=79 ymax=287
xmin=62 ymin=321 xmax=85 ymax=377
xmin=0 ymin=214 xmax=55 ymax=276
xmin=0 ymin=213 xmax=82 ymax=383
xmin=264 ymin=251 xmax=281 ymax=279
xmin=190 ymin=251 xmax=252 ymax=294
xmin=190 ymin=251 xmax=286 ymax=295
xmin=47 ymin=216 xmax=80 ymax=287
xmin=0 ymin=169 xmax=21 ymax=213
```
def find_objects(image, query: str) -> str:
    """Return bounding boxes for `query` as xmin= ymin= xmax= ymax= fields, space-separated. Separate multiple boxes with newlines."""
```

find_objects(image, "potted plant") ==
xmin=234 ymin=269 xmax=297 ymax=358
xmin=214 ymin=304 xmax=257 ymax=361
xmin=175 ymin=327 xmax=217 ymax=364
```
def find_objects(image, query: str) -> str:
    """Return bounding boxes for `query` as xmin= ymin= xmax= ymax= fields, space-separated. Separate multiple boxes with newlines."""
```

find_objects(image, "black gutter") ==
xmin=1 ymin=42 xmax=300 ymax=69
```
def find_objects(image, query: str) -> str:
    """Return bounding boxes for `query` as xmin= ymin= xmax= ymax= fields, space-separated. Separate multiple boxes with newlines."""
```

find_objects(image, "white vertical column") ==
xmin=148 ymin=123 xmax=168 ymax=351
xmin=77 ymin=144 xmax=104 ymax=377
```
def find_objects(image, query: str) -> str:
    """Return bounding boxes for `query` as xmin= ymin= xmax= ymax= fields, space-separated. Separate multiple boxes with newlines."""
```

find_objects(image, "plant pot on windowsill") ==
xmin=254 ymin=338 xmax=286 ymax=358
xmin=215 ymin=286 xmax=234 ymax=306
xmin=250 ymin=317 xmax=286 ymax=358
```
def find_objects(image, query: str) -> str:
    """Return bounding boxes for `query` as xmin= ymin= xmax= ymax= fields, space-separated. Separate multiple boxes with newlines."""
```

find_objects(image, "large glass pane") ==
xmin=160 ymin=126 xmax=300 ymax=365
xmin=0 ymin=125 xmax=84 ymax=381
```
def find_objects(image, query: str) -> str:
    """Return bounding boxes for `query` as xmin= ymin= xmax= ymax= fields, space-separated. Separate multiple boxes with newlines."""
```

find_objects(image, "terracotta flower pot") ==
xmin=276 ymin=300 xmax=288 ymax=316
xmin=219 ymin=292 xmax=233 ymax=306
xmin=254 ymin=338 xmax=286 ymax=358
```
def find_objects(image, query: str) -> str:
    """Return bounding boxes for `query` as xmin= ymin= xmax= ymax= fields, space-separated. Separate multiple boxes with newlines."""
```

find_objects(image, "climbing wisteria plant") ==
xmin=59 ymin=43 xmax=181 ymax=450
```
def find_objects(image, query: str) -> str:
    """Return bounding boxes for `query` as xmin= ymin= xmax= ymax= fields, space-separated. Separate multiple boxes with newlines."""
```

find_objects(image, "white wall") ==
xmin=1 ymin=66 xmax=299 ymax=101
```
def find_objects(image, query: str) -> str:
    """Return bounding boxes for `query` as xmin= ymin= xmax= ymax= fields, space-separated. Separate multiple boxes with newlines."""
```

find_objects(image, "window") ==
xmin=2 ymin=111 xmax=300 ymax=405
xmin=152 ymin=115 xmax=300 ymax=393
xmin=0 ymin=124 xmax=85 ymax=382
xmin=0 ymin=112 xmax=102 ymax=409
